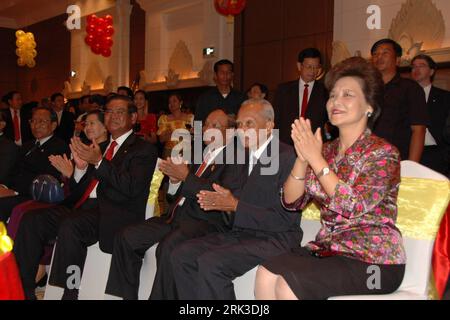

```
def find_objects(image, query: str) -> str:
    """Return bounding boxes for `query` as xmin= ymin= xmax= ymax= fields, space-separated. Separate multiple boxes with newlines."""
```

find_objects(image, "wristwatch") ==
xmin=316 ymin=167 xmax=330 ymax=179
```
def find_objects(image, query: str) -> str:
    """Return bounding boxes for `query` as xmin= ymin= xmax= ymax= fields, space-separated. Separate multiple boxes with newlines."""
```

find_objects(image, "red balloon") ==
xmin=85 ymin=35 xmax=94 ymax=46
xmin=101 ymin=48 xmax=112 ymax=57
xmin=102 ymin=36 xmax=113 ymax=47
xmin=86 ymin=14 xmax=97 ymax=25
xmin=96 ymin=17 xmax=105 ymax=28
xmin=95 ymin=28 xmax=104 ymax=38
xmin=92 ymin=43 xmax=102 ymax=55
xmin=105 ymin=25 xmax=114 ymax=37
xmin=86 ymin=24 xmax=96 ymax=34
xmin=105 ymin=15 xmax=113 ymax=25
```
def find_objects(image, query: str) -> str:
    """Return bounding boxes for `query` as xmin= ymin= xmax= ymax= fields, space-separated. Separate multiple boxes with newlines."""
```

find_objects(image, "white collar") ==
xmin=38 ymin=135 xmax=53 ymax=145
xmin=204 ymin=144 xmax=226 ymax=165
xmin=299 ymin=78 xmax=315 ymax=88
xmin=110 ymin=129 xmax=133 ymax=148
xmin=250 ymin=134 xmax=273 ymax=160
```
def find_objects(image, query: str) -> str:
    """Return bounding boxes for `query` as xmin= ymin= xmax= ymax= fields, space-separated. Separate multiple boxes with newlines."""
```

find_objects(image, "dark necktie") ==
xmin=25 ymin=141 xmax=40 ymax=156
xmin=13 ymin=110 xmax=21 ymax=142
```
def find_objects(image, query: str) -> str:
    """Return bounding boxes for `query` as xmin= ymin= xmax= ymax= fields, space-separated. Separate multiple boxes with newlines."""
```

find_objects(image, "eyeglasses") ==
xmin=29 ymin=119 xmax=51 ymax=125
xmin=104 ymin=109 xmax=128 ymax=116
xmin=411 ymin=65 xmax=430 ymax=70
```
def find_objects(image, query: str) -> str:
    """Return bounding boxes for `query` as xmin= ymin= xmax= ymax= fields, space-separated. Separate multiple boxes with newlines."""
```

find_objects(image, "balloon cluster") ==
xmin=85 ymin=14 xmax=114 ymax=57
xmin=15 ymin=30 xmax=37 ymax=68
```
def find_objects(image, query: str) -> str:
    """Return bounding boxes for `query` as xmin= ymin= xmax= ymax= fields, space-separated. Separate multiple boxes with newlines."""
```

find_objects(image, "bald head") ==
xmin=203 ymin=109 xmax=234 ymax=146
xmin=236 ymin=99 xmax=275 ymax=149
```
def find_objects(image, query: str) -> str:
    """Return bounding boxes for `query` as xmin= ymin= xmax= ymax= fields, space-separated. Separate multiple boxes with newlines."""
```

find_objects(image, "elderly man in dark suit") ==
xmin=46 ymin=95 xmax=158 ymax=300
xmin=171 ymin=98 xmax=301 ymax=300
xmin=0 ymin=111 xmax=18 ymax=186
xmin=411 ymin=54 xmax=450 ymax=175
xmin=105 ymin=109 xmax=241 ymax=300
xmin=0 ymin=107 xmax=69 ymax=222
xmin=274 ymin=48 xmax=330 ymax=145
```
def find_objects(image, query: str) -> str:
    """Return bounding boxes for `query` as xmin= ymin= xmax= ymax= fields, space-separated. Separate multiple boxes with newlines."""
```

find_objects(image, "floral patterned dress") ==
xmin=283 ymin=129 xmax=406 ymax=265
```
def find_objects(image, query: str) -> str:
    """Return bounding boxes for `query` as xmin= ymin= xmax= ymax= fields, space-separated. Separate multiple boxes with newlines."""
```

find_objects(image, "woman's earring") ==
xmin=366 ymin=111 xmax=373 ymax=118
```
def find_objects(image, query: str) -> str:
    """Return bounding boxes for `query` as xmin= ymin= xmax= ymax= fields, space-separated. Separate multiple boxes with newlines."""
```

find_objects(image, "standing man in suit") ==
xmin=274 ymin=48 xmax=330 ymax=145
xmin=194 ymin=59 xmax=246 ymax=123
xmin=47 ymin=95 xmax=157 ymax=300
xmin=411 ymin=54 xmax=450 ymax=175
xmin=105 ymin=109 xmax=240 ymax=300
xmin=0 ymin=111 xmax=18 ymax=186
xmin=171 ymin=99 xmax=301 ymax=300
xmin=371 ymin=38 xmax=429 ymax=162
xmin=51 ymin=93 xmax=75 ymax=144
xmin=0 ymin=91 xmax=32 ymax=145
xmin=0 ymin=107 xmax=69 ymax=222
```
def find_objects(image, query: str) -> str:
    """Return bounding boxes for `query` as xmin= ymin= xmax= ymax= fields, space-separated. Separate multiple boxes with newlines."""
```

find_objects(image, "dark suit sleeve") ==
xmin=95 ymin=144 xmax=158 ymax=201
xmin=444 ymin=107 xmax=450 ymax=144
xmin=194 ymin=94 xmax=207 ymax=123
xmin=233 ymin=151 xmax=296 ymax=232
xmin=408 ymin=82 xmax=429 ymax=126
xmin=273 ymin=84 xmax=284 ymax=130
xmin=0 ymin=141 xmax=18 ymax=185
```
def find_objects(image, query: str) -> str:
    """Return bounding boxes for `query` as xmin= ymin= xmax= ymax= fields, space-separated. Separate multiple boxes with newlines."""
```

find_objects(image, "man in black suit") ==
xmin=194 ymin=59 xmax=246 ymax=123
xmin=0 ymin=107 xmax=69 ymax=222
xmin=51 ymin=93 xmax=75 ymax=144
xmin=411 ymin=54 xmax=450 ymax=175
xmin=274 ymin=48 xmax=330 ymax=145
xmin=0 ymin=111 xmax=18 ymax=186
xmin=105 ymin=109 xmax=241 ymax=300
xmin=171 ymin=99 xmax=301 ymax=300
xmin=0 ymin=91 xmax=32 ymax=145
xmin=46 ymin=95 xmax=157 ymax=300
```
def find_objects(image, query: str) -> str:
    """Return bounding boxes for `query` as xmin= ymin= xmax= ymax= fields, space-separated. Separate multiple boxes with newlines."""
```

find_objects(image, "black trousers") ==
xmin=13 ymin=200 xmax=98 ymax=298
xmin=105 ymin=215 xmax=219 ymax=300
xmin=48 ymin=201 xmax=100 ymax=290
xmin=0 ymin=195 xmax=29 ymax=223
xmin=171 ymin=231 xmax=293 ymax=300
xmin=420 ymin=146 xmax=449 ymax=175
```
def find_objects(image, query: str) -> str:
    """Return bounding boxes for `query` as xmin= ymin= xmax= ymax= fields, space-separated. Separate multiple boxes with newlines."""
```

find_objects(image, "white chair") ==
xmin=44 ymin=160 xmax=164 ymax=300
xmin=234 ymin=161 xmax=449 ymax=300
xmin=329 ymin=160 xmax=450 ymax=300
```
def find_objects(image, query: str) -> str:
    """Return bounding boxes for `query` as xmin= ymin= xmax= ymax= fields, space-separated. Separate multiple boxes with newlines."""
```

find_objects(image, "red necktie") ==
xmin=74 ymin=141 xmax=118 ymax=209
xmin=166 ymin=154 xmax=211 ymax=224
xmin=13 ymin=110 xmax=20 ymax=142
xmin=300 ymin=84 xmax=309 ymax=119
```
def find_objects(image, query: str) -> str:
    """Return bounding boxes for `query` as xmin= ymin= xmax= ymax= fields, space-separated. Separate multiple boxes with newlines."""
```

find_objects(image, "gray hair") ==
xmin=241 ymin=98 xmax=274 ymax=121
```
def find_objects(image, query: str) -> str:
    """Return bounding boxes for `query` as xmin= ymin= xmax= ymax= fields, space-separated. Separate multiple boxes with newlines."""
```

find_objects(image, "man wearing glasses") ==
xmin=274 ymin=48 xmax=330 ymax=145
xmin=0 ymin=107 xmax=69 ymax=222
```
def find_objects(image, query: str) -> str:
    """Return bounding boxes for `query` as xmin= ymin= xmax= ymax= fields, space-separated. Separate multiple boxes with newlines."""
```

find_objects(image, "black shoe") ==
xmin=61 ymin=289 xmax=79 ymax=300
xmin=35 ymin=273 xmax=48 ymax=288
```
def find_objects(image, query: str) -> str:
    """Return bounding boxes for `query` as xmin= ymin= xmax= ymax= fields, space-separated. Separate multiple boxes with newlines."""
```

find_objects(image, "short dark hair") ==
xmin=214 ymin=59 xmax=234 ymax=73
xmin=134 ymin=90 xmax=147 ymax=99
xmin=80 ymin=95 xmax=91 ymax=104
xmin=246 ymin=82 xmax=269 ymax=100
xmin=298 ymin=48 xmax=323 ymax=64
xmin=85 ymin=109 xmax=105 ymax=124
xmin=168 ymin=92 xmax=183 ymax=103
xmin=117 ymin=86 xmax=134 ymax=99
xmin=325 ymin=57 xmax=384 ymax=129
xmin=31 ymin=106 xmax=58 ymax=123
xmin=4 ymin=91 xmax=20 ymax=105
xmin=50 ymin=93 xmax=64 ymax=102
xmin=105 ymin=94 xmax=137 ymax=114
xmin=371 ymin=38 xmax=403 ymax=57
xmin=411 ymin=54 xmax=438 ymax=82
xmin=89 ymin=94 xmax=106 ymax=108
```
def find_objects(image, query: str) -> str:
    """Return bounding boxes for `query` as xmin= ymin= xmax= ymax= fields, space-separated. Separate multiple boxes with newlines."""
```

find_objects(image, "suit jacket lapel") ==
xmin=111 ymin=133 xmax=136 ymax=165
